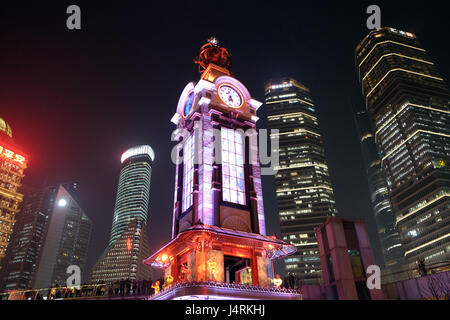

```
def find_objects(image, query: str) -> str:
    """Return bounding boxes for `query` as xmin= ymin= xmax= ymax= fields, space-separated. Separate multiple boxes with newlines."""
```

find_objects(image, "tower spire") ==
xmin=194 ymin=37 xmax=231 ymax=75
xmin=207 ymin=36 xmax=218 ymax=46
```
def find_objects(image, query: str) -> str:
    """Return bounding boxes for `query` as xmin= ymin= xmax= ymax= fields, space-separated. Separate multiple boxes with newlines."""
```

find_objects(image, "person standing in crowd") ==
xmin=136 ymin=280 xmax=141 ymax=295
xmin=132 ymin=279 xmax=137 ymax=295
xmin=55 ymin=285 xmax=62 ymax=299
xmin=113 ymin=280 xmax=120 ymax=296
xmin=147 ymin=278 xmax=153 ymax=294
xmin=288 ymin=273 xmax=295 ymax=289
xmin=125 ymin=279 xmax=131 ymax=295
xmin=142 ymin=279 xmax=148 ymax=295
xmin=120 ymin=279 xmax=125 ymax=296
xmin=100 ymin=282 xmax=106 ymax=296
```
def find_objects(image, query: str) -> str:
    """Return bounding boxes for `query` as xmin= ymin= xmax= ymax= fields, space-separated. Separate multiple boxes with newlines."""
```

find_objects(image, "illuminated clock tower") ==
xmin=144 ymin=38 xmax=299 ymax=300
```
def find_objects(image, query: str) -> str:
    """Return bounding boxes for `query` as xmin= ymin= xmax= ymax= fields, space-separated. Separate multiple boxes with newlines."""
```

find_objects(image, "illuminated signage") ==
xmin=0 ymin=145 xmax=27 ymax=166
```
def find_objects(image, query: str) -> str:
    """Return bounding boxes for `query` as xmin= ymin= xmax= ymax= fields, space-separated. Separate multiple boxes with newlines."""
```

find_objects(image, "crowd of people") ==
xmin=1 ymin=273 xmax=301 ymax=300
xmin=282 ymin=273 xmax=299 ymax=290
xmin=48 ymin=278 xmax=164 ymax=299
xmin=1 ymin=278 xmax=163 ymax=300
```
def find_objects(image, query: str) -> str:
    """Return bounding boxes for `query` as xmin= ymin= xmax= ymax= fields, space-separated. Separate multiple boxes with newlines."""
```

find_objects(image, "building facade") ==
xmin=0 ymin=185 xmax=55 ymax=291
xmin=89 ymin=145 xmax=154 ymax=283
xmin=356 ymin=28 xmax=450 ymax=271
xmin=264 ymin=79 xmax=338 ymax=285
xmin=354 ymin=110 xmax=404 ymax=269
xmin=1 ymin=183 xmax=78 ymax=291
xmin=0 ymin=117 xmax=28 ymax=269
xmin=33 ymin=184 xmax=92 ymax=289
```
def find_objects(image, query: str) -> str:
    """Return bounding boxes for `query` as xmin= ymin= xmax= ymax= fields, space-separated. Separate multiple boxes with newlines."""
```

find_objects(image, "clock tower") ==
xmin=144 ymin=38 xmax=299 ymax=300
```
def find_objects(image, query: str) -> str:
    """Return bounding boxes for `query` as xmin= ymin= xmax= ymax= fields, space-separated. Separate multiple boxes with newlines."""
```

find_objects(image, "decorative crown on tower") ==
xmin=194 ymin=36 xmax=231 ymax=75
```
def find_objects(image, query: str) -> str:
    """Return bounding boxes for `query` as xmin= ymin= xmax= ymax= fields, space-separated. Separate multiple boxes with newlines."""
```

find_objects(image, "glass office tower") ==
xmin=90 ymin=145 xmax=154 ymax=283
xmin=1 ymin=186 xmax=55 ymax=291
xmin=33 ymin=184 xmax=92 ymax=289
xmin=1 ymin=183 xmax=84 ymax=291
xmin=356 ymin=28 xmax=450 ymax=272
xmin=354 ymin=110 xmax=404 ymax=269
xmin=264 ymin=78 xmax=338 ymax=285
xmin=109 ymin=146 xmax=154 ymax=246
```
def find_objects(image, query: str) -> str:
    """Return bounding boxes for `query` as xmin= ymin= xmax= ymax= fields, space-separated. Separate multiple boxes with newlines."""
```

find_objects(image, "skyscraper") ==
xmin=0 ymin=185 xmax=56 ymax=291
xmin=0 ymin=117 xmax=28 ymax=269
xmin=354 ymin=110 xmax=404 ymax=269
xmin=33 ymin=183 xmax=92 ymax=289
xmin=264 ymin=78 xmax=338 ymax=285
xmin=356 ymin=27 xmax=450 ymax=272
xmin=1 ymin=183 xmax=80 ymax=291
xmin=109 ymin=145 xmax=154 ymax=247
xmin=144 ymin=39 xmax=299 ymax=300
xmin=89 ymin=145 xmax=154 ymax=283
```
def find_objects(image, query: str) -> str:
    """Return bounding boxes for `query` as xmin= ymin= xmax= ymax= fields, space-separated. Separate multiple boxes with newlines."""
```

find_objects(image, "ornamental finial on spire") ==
xmin=207 ymin=36 xmax=218 ymax=46
xmin=194 ymin=37 xmax=231 ymax=75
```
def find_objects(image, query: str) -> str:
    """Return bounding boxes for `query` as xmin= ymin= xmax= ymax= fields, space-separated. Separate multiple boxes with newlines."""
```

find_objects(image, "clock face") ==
xmin=183 ymin=92 xmax=195 ymax=117
xmin=218 ymin=85 xmax=243 ymax=109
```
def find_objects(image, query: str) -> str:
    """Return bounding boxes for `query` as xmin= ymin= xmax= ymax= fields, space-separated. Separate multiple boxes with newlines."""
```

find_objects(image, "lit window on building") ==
xmin=221 ymin=127 xmax=246 ymax=205
xmin=182 ymin=133 xmax=195 ymax=212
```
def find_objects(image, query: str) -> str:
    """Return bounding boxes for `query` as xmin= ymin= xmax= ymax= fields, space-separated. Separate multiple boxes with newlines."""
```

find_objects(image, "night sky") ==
xmin=1 ymin=1 xmax=449 ymax=276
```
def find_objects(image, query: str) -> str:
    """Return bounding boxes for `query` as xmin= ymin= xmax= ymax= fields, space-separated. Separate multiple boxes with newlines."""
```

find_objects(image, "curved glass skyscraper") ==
xmin=109 ymin=145 xmax=154 ymax=246
xmin=90 ymin=145 xmax=154 ymax=283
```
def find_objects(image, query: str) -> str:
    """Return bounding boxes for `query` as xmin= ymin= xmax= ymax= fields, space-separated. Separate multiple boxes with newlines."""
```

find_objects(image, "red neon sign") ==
xmin=0 ymin=145 xmax=27 ymax=166
xmin=126 ymin=238 xmax=132 ymax=251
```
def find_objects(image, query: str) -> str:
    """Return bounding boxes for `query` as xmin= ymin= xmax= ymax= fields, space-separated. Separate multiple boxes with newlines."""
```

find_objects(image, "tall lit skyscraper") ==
xmin=354 ymin=110 xmax=404 ymax=268
xmin=264 ymin=78 xmax=338 ymax=285
xmin=1 ymin=185 xmax=55 ymax=291
xmin=1 ymin=183 xmax=81 ymax=291
xmin=33 ymin=183 xmax=92 ymax=289
xmin=90 ymin=145 xmax=154 ymax=283
xmin=0 ymin=117 xmax=28 ymax=269
xmin=109 ymin=146 xmax=154 ymax=246
xmin=356 ymin=28 xmax=450 ymax=271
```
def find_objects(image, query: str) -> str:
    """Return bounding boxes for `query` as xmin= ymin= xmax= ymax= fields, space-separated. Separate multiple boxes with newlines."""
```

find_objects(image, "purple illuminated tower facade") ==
xmin=144 ymin=39 xmax=299 ymax=300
